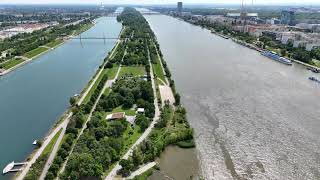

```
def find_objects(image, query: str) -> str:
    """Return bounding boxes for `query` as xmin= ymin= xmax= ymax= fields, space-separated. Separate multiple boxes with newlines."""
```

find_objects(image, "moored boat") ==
xmin=261 ymin=51 xmax=292 ymax=65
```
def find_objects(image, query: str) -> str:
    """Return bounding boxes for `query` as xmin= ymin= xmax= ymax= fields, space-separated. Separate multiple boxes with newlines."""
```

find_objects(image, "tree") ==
xmin=174 ymin=93 xmax=181 ymax=105
xmin=69 ymin=97 xmax=77 ymax=106
xmin=45 ymin=172 xmax=54 ymax=180
xmin=280 ymin=49 xmax=287 ymax=57
xmin=132 ymin=148 xmax=143 ymax=166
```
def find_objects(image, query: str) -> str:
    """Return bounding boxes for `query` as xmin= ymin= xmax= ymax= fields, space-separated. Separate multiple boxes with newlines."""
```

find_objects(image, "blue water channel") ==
xmin=0 ymin=16 xmax=121 ymax=179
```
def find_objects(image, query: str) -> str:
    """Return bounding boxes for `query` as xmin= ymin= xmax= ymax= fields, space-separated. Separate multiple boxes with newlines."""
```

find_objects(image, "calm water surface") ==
xmin=0 ymin=16 xmax=121 ymax=179
xmin=146 ymin=14 xmax=320 ymax=180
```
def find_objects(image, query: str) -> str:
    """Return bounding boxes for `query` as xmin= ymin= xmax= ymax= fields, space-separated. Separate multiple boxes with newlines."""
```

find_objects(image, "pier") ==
xmin=2 ymin=161 xmax=27 ymax=174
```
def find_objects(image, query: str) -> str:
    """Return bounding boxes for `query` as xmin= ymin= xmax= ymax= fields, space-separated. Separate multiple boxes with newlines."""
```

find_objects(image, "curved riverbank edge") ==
xmin=172 ymin=15 xmax=320 ymax=71
xmin=12 ymin=24 xmax=123 ymax=180
xmin=0 ymin=22 xmax=95 ymax=77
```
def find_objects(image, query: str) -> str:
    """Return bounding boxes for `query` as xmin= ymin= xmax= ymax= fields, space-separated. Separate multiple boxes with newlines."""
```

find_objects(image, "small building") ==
xmin=177 ymin=2 xmax=183 ymax=13
xmin=137 ymin=108 xmax=145 ymax=114
xmin=106 ymin=112 xmax=125 ymax=121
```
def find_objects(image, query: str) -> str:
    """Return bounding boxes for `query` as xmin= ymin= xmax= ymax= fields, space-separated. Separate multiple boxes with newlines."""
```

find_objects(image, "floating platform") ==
xmin=2 ymin=161 xmax=27 ymax=174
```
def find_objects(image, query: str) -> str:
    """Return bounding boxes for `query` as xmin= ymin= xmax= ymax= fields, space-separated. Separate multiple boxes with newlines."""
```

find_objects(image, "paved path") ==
xmin=39 ymin=122 xmax=68 ymax=180
xmin=16 ymin=27 xmax=127 ymax=180
xmin=15 ymin=114 xmax=71 ymax=180
xmin=77 ymin=39 xmax=121 ymax=105
xmin=159 ymin=85 xmax=175 ymax=106
xmin=126 ymin=162 xmax=156 ymax=179
xmin=105 ymin=43 xmax=160 ymax=180
xmin=57 ymin=42 xmax=128 ymax=179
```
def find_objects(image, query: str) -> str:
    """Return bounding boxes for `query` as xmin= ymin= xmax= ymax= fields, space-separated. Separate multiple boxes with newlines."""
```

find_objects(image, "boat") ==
xmin=307 ymin=67 xmax=320 ymax=73
xmin=73 ymin=94 xmax=80 ymax=97
xmin=309 ymin=76 xmax=320 ymax=83
xmin=32 ymin=140 xmax=37 ymax=145
xmin=3 ymin=161 xmax=14 ymax=174
xmin=261 ymin=51 xmax=292 ymax=65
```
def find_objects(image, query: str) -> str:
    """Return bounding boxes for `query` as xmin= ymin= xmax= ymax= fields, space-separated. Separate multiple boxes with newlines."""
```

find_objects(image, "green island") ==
xmin=20 ymin=8 xmax=194 ymax=180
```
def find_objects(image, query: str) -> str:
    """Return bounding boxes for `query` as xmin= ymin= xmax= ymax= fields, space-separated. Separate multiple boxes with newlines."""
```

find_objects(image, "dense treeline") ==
xmin=97 ymin=78 xmax=155 ymax=118
xmin=117 ymin=8 xmax=153 ymax=39
xmin=114 ymin=7 xmax=193 ymax=178
xmin=173 ymin=13 xmax=320 ymax=65
xmin=0 ymin=19 xmax=92 ymax=59
xmin=45 ymin=7 xmax=157 ymax=180
xmin=118 ymin=104 xmax=194 ymax=177
xmin=179 ymin=15 xmax=320 ymax=65
xmin=44 ymin=65 xmax=110 ymax=180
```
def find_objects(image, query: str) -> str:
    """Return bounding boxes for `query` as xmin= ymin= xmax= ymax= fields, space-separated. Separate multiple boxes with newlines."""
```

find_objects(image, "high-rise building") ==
xmin=177 ymin=2 xmax=183 ymax=13
xmin=281 ymin=10 xmax=295 ymax=25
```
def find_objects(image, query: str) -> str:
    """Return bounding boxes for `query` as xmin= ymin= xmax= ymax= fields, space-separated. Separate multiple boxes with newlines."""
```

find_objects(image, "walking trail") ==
xmin=104 ymin=43 xmax=160 ymax=180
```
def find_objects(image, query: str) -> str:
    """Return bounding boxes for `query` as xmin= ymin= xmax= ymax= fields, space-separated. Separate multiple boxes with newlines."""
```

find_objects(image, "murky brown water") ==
xmin=149 ymin=146 xmax=199 ymax=180
xmin=145 ymin=14 xmax=320 ymax=180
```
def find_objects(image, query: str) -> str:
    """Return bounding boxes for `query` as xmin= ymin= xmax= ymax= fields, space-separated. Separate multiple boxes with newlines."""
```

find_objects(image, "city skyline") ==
xmin=0 ymin=0 xmax=320 ymax=5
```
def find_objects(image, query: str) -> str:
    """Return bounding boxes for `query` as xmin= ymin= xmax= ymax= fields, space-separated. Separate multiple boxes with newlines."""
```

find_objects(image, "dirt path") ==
xmin=126 ymin=162 xmax=156 ymax=179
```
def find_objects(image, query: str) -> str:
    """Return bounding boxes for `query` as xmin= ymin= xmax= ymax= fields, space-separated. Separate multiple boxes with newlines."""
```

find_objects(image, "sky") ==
xmin=0 ymin=0 xmax=319 ymax=5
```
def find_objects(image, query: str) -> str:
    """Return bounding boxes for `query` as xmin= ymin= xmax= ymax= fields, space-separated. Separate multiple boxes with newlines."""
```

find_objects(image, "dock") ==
xmin=2 ymin=161 xmax=27 ymax=174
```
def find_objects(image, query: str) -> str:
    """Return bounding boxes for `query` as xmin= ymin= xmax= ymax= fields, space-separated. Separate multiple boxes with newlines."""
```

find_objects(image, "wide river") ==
xmin=0 ymin=17 xmax=121 ymax=179
xmin=145 ymin=14 xmax=320 ymax=179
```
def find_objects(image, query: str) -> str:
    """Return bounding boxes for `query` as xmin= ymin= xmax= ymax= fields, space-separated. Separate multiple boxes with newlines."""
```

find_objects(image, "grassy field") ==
xmin=0 ymin=58 xmax=24 ymax=70
xmin=119 ymin=66 xmax=145 ymax=78
xmin=74 ymin=23 xmax=94 ymax=36
xmin=46 ymin=39 xmax=64 ymax=48
xmin=311 ymin=59 xmax=320 ymax=68
xmin=121 ymin=125 xmax=142 ymax=155
xmin=152 ymin=62 xmax=166 ymax=84
xmin=105 ymin=106 xmax=136 ymax=116
xmin=106 ymin=66 xmax=120 ymax=79
xmin=24 ymin=47 xmax=48 ymax=59
xmin=83 ymin=66 xmax=120 ymax=104
xmin=83 ymin=69 xmax=107 ymax=104
xmin=25 ymin=129 xmax=62 ymax=180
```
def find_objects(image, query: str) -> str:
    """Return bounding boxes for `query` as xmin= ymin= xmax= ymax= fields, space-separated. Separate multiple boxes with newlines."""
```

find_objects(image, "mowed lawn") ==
xmin=119 ymin=66 xmax=145 ymax=78
xmin=24 ymin=46 xmax=49 ymax=59
xmin=152 ymin=61 xmax=166 ymax=84
xmin=83 ymin=66 xmax=120 ymax=104
xmin=0 ymin=58 xmax=24 ymax=70
xmin=46 ymin=39 xmax=64 ymax=48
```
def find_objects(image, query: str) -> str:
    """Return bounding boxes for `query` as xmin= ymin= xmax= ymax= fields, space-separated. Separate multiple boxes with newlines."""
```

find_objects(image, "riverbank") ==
xmin=173 ymin=15 xmax=320 ymax=71
xmin=0 ymin=22 xmax=94 ymax=76
xmin=145 ymin=14 xmax=320 ymax=179
xmin=106 ymin=8 xmax=198 ymax=180
xmin=10 ymin=18 xmax=122 ymax=180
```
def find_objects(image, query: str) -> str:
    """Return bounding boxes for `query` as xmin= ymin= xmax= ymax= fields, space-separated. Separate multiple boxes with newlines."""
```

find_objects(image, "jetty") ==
xmin=2 ymin=161 xmax=27 ymax=174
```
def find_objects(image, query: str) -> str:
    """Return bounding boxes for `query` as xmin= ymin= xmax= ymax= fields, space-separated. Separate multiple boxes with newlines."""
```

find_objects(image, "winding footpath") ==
xmin=105 ymin=44 xmax=161 ymax=180
xmin=57 ymin=41 xmax=128 ymax=179
xmin=17 ymin=29 xmax=125 ymax=180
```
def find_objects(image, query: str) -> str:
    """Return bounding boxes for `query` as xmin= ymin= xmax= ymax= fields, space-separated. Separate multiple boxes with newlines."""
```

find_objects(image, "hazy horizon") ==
xmin=0 ymin=0 xmax=319 ymax=6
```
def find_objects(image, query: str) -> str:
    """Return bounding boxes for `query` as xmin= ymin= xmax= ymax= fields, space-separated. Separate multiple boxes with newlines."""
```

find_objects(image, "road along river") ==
xmin=0 ymin=16 xmax=121 ymax=179
xmin=145 ymin=14 xmax=320 ymax=180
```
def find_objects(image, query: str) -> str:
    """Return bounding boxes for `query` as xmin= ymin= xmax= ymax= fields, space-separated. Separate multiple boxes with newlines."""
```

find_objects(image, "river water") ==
xmin=145 ymin=14 xmax=320 ymax=180
xmin=0 ymin=17 xmax=121 ymax=179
